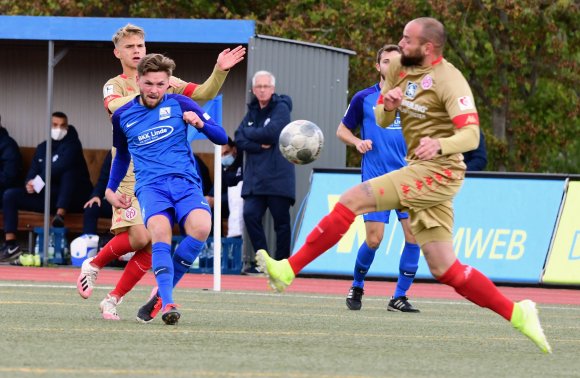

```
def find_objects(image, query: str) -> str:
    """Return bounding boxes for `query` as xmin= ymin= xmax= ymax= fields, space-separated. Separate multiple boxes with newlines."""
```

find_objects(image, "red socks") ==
xmin=438 ymin=259 xmax=514 ymax=320
xmin=91 ymin=232 xmax=133 ymax=269
xmin=110 ymin=249 xmax=152 ymax=299
xmin=288 ymin=202 xmax=356 ymax=274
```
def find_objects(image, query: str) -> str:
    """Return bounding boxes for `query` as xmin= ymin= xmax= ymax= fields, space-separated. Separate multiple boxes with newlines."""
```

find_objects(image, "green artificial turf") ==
xmin=0 ymin=282 xmax=578 ymax=377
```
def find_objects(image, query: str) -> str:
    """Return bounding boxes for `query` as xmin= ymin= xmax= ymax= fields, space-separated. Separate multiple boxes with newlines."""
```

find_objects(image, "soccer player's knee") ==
xmin=366 ymin=236 xmax=381 ymax=250
xmin=189 ymin=225 xmax=211 ymax=241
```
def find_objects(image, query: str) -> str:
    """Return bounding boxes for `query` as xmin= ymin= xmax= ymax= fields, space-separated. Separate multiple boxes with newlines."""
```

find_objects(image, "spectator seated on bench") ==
xmin=82 ymin=150 xmax=113 ymax=236
xmin=0 ymin=114 xmax=23 ymax=209
xmin=0 ymin=112 xmax=93 ymax=262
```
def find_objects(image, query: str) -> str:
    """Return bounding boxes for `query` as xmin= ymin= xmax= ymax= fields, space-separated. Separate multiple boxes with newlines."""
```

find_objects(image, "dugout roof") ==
xmin=0 ymin=15 xmax=255 ymax=43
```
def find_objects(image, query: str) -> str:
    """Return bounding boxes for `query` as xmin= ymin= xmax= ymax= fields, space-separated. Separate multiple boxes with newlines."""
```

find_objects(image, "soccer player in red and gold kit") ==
xmin=76 ymin=23 xmax=245 ymax=321
xmin=256 ymin=17 xmax=551 ymax=354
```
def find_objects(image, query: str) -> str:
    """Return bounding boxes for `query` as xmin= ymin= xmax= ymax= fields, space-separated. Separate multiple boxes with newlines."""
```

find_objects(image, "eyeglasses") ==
xmin=253 ymin=85 xmax=273 ymax=90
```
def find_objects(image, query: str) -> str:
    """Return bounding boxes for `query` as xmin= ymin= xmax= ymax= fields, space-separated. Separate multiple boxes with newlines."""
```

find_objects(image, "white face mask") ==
xmin=51 ymin=128 xmax=68 ymax=141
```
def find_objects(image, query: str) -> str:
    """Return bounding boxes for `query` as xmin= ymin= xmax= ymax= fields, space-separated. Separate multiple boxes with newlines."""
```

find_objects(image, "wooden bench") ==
xmin=0 ymin=147 xmax=215 ymax=235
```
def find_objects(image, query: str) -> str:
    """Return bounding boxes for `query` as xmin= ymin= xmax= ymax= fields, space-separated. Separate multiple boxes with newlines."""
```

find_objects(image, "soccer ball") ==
xmin=279 ymin=120 xmax=324 ymax=165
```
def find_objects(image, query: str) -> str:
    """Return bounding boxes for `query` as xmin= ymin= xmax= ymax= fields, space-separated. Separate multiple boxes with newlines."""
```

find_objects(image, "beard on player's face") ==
xmin=400 ymin=47 xmax=424 ymax=67
xmin=141 ymin=93 xmax=161 ymax=109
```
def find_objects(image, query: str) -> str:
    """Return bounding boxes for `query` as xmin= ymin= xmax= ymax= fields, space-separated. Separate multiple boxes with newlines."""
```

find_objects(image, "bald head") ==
xmin=411 ymin=17 xmax=446 ymax=55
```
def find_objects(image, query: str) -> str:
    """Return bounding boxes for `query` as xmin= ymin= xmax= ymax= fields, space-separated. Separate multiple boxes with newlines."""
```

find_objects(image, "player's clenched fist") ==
xmin=105 ymin=188 xmax=132 ymax=209
xmin=383 ymin=87 xmax=403 ymax=111
xmin=183 ymin=111 xmax=204 ymax=129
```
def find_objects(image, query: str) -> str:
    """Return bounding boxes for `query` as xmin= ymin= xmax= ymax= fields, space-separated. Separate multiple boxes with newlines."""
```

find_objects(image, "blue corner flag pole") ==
xmin=187 ymin=94 xmax=223 ymax=142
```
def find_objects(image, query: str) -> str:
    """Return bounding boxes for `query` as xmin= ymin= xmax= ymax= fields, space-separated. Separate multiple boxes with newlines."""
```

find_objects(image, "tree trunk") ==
xmin=492 ymin=103 xmax=508 ymax=172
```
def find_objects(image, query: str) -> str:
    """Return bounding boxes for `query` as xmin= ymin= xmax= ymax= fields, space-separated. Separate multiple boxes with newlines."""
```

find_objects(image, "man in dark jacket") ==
xmin=0 ymin=115 xmax=23 ymax=207
xmin=463 ymin=129 xmax=488 ymax=171
xmin=82 ymin=150 xmax=113 ymax=235
xmin=0 ymin=112 xmax=93 ymax=261
xmin=235 ymin=71 xmax=295 ymax=273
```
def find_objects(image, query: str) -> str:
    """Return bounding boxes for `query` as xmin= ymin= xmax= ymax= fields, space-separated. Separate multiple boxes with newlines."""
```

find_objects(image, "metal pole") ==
xmin=42 ymin=41 xmax=54 ymax=266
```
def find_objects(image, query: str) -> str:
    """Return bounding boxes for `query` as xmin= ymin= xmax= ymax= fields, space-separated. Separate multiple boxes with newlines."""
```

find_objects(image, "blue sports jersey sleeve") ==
xmin=173 ymin=95 xmax=228 ymax=145
xmin=107 ymin=110 xmax=131 ymax=192
xmin=342 ymin=89 xmax=368 ymax=130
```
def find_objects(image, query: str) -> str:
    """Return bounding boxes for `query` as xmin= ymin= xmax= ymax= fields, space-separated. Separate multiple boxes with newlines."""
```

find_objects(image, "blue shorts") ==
xmin=136 ymin=176 xmax=211 ymax=227
xmin=363 ymin=209 xmax=408 ymax=224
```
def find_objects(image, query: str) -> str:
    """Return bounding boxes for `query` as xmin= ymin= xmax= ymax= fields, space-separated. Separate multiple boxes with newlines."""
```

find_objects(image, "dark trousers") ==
xmin=3 ymin=180 xmax=90 ymax=234
xmin=83 ymin=201 xmax=113 ymax=235
xmin=243 ymin=195 xmax=292 ymax=260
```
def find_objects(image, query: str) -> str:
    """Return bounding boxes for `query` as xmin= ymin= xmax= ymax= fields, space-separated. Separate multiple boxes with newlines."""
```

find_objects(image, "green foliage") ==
xmin=2 ymin=0 xmax=578 ymax=172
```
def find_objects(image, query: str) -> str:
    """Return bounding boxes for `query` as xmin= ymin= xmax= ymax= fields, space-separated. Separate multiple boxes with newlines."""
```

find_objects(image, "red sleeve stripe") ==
xmin=104 ymin=95 xmax=121 ymax=110
xmin=452 ymin=113 xmax=479 ymax=128
xmin=377 ymin=93 xmax=384 ymax=105
xmin=183 ymin=83 xmax=199 ymax=98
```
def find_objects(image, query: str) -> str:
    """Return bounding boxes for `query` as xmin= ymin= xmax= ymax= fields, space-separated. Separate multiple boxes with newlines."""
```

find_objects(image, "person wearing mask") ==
xmin=0 ymin=112 xmax=92 ymax=261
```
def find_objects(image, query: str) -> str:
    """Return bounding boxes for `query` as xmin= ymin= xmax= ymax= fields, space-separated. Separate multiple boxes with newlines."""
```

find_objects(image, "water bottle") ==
xmin=61 ymin=234 xmax=69 ymax=262
xmin=34 ymin=235 xmax=40 ymax=255
xmin=48 ymin=233 xmax=55 ymax=260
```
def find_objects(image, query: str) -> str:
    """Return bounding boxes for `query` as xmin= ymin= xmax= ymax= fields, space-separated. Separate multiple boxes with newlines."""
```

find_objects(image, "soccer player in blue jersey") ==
xmin=337 ymin=44 xmax=421 ymax=312
xmin=105 ymin=53 xmax=228 ymax=325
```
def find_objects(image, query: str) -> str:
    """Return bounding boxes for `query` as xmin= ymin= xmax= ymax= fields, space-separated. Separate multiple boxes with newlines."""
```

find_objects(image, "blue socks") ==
xmin=152 ymin=242 xmax=174 ymax=307
xmin=172 ymin=236 xmax=205 ymax=287
xmin=352 ymin=242 xmax=377 ymax=288
xmin=393 ymin=242 xmax=420 ymax=298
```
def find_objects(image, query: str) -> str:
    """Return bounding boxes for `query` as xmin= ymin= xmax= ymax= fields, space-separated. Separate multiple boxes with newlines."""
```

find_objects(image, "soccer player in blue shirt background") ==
xmin=106 ymin=53 xmax=227 ymax=325
xmin=337 ymin=44 xmax=421 ymax=312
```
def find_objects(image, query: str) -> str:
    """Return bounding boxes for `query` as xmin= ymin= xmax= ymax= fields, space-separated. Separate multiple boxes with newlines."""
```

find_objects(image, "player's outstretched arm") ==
xmin=182 ymin=46 xmax=246 ymax=102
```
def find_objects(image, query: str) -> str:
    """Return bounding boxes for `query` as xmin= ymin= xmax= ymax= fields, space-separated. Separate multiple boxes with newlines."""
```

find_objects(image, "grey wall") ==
xmin=244 ymin=35 xmax=354 ymax=255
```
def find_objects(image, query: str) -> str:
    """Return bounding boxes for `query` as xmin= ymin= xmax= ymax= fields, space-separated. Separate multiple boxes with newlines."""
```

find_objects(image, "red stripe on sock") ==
xmin=92 ymin=232 xmax=133 ymax=268
xmin=110 ymin=249 xmax=151 ymax=298
xmin=288 ymin=202 xmax=356 ymax=274
xmin=438 ymin=259 xmax=514 ymax=320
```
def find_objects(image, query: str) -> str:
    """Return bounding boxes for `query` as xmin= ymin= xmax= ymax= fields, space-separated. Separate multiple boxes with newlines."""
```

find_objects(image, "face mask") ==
xmin=51 ymin=128 xmax=68 ymax=141
xmin=222 ymin=154 xmax=235 ymax=167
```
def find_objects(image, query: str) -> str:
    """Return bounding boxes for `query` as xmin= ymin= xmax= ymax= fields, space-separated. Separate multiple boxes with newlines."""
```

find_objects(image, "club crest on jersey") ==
xmin=405 ymin=81 xmax=418 ymax=99
xmin=421 ymin=75 xmax=433 ymax=90
xmin=159 ymin=107 xmax=171 ymax=120
xmin=458 ymin=96 xmax=474 ymax=111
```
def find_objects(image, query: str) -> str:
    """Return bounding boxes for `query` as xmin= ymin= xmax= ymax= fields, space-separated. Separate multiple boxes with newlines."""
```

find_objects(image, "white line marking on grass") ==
xmin=1 ymin=282 xmax=577 ymax=312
